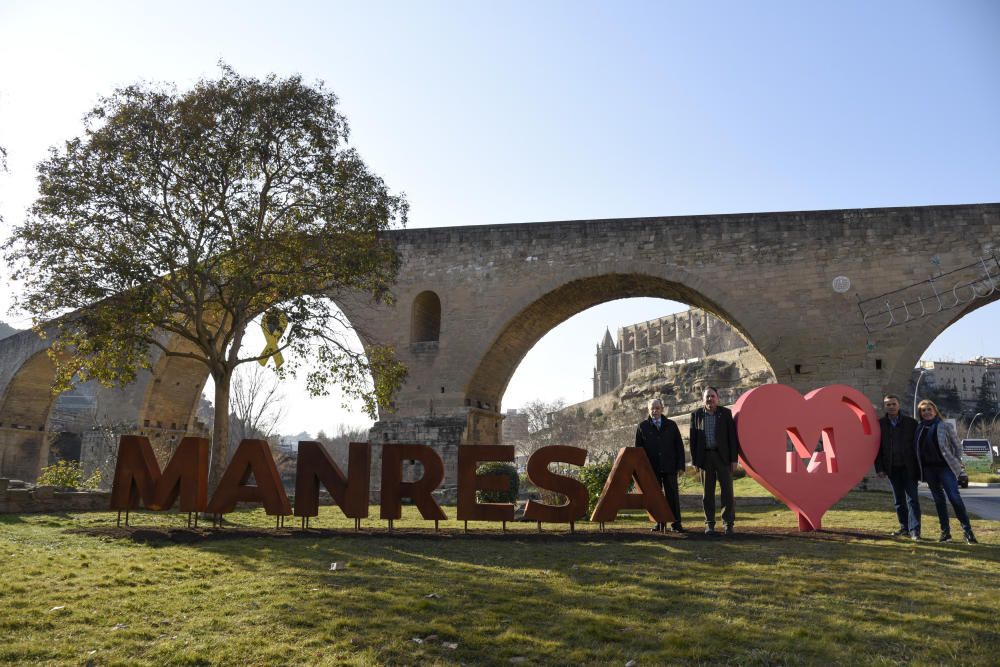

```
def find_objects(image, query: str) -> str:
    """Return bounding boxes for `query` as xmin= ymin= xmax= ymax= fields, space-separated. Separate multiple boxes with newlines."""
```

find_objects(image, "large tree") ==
xmin=974 ymin=370 xmax=998 ymax=421
xmin=3 ymin=66 xmax=407 ymax=489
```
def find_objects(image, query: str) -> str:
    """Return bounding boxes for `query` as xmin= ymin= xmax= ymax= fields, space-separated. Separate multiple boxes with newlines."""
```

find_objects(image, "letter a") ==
xmin=589 ymin=447 xmax=674 ymax=524
xmin=207 ymin=439 xmax=291 ymax=516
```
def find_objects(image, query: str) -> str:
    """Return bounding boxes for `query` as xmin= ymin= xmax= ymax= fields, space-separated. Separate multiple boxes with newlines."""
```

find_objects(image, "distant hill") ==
xmin=0 ymin=321 xmax=22 ymax=341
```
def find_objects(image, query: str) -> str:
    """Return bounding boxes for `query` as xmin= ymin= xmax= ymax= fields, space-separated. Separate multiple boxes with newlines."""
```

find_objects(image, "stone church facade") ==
xmin=592 ymin=308 xmax=748 ymax=397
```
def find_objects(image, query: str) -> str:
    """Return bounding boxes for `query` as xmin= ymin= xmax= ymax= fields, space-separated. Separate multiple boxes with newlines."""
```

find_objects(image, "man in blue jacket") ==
xmin=635 ymin=398 xmax=686 ymax=532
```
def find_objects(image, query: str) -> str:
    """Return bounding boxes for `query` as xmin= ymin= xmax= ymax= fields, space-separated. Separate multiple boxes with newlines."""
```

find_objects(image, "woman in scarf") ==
xmin=915 ymin=399 xmax=977 ymax=544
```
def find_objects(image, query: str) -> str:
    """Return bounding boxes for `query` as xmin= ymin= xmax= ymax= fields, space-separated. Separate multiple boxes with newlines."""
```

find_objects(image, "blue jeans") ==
xmin=887 ymin=467 xmax=921 ymax=534
xmin=923 ymin=466 xmax=971 ymax=534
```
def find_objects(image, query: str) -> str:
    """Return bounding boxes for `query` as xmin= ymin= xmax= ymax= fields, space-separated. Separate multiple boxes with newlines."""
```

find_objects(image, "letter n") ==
xmin=589 ymin=447 xmax=674 ymax=524
xmin=294 ymin=441 xmax=371 ymax=519
xmin=380 ymin=444 xmax=446 ymax=521
xmin=109 ymin=435 xmax=208 ymax=512
xmin=206 ymin=439 xmax=292 ymax=516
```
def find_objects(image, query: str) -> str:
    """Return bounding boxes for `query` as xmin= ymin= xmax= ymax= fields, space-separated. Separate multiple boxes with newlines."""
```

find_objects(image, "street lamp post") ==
xmin=912 ymin=369 xmax=928 ymax=419
xmin=967 ymin=412 xmax=984 ymax=439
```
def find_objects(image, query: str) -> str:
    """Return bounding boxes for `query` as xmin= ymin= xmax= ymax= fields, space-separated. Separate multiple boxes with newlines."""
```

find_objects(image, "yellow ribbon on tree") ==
xmin=259 ymin=310 xmax=288 ymax=368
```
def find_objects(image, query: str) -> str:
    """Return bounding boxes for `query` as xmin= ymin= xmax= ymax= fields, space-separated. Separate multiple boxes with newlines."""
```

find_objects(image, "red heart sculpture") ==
xmin=732 ymin=384 xmax=879 ymax=531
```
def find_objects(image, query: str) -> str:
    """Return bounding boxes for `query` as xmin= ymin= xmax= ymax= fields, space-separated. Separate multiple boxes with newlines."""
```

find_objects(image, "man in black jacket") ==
xmin=875 ymin=393 xmax=921 ymax=539
xmin=689 ymin=386 xmax=740 ymax=536
xmin=635 ymin=397 xmax=686 ymax=532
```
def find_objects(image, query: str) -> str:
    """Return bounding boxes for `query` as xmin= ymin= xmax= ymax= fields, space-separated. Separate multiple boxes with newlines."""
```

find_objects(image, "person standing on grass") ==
xmin=915 ymin=399 xmax=977 ymax=544
xmin=689 ymin=386 xmax=740 ymax=536
xmin=635 ymin=397 xmax=686 ymax=533
xmin=875 ymin=394 xmax=921 ymax=540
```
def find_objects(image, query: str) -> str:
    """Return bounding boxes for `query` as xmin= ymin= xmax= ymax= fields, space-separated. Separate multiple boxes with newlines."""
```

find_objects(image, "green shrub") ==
xmin=37 ymin=460 xmax=102 ymax=490
xmin=579 ymin=454 xmax=615 ymax=513
xmin=475 ymin=462 xmax=519 ymax=503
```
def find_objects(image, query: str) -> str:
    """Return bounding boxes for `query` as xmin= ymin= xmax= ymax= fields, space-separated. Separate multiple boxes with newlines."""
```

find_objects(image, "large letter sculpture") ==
xmin=457 ymin=445 xmax=516 ymax=523
xmin=206 ymin=439 xmax=292 ymax=517
xmin=733 ymin=384 xmax=879 ymax=531
xmin=523 ymin=445 xmax=589 ymax=524
xmin=293 ymin=441 xmax=371 ymax=521
xmin=380 ymin=444 xmax=447 ymax=522
xmin=589 ymin=447 xmax=674 ymax=525
xmin=110 ymin=435 xmax=209 ymax=512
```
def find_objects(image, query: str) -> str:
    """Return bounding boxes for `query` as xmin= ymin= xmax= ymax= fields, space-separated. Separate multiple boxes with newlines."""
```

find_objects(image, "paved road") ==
xmin=919 ymin=484 xmax=1000 ymax=521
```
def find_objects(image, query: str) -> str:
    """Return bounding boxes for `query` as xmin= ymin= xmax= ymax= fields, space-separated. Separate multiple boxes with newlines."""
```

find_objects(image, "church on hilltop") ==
xmin=592 ymin=308 xmax=748 ymax=397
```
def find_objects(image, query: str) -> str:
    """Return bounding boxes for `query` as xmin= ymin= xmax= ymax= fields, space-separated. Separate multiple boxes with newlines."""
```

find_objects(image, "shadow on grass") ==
xmin=5 ymin=494 xmax=1000 ymax=665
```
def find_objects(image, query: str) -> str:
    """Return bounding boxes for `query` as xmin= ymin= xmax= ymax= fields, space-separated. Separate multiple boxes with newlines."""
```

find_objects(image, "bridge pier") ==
xmin=0 ymin=426 xmax=50 ymax=482
xmin=367 ymin=409 xmax=504 ymax=503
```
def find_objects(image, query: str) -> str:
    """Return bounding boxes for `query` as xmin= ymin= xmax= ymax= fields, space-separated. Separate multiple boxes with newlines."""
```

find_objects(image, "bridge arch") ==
xmin=464 ymin=262 xmax=776 ymax=413
xmin=0 ymin=331 xmax=214 ymax=482
xmin=872 ymin=277 xmax=1000 ymax=401
xmin=0 ymin=349 xmax=58 ymax=479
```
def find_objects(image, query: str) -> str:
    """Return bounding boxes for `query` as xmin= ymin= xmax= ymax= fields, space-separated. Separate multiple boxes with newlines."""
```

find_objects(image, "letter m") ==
xmin=109 ymin=435 xmax=209 ymax=512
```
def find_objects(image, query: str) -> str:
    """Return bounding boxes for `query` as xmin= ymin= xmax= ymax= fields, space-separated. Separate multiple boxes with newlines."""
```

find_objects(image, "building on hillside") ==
xmin=916 ymin=357 xmax=1000 ymax=413
xmin=501 ymin=408 xmax=529 ymax=443
xmin=592 ymin=308 xmax=747 ymax=397
xmin=278 ymin=431 xmax=312 ymax=453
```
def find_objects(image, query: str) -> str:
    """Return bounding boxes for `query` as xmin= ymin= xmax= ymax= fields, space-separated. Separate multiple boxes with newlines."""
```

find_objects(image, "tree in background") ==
xmin=512 ymin=398 xmax=566 ymax=460
xmin=3 ymin=66 xmax=408 ymax=490
xmin=921 ymin=378 xmax=962 ymax=418
xmin=973 ymin=370 xmax=998 ymax=422
xmin=315 ymin=424 xmax=371 ymax=451
xmin=513 ymin=398 xmax=586 ymax=461
xmin=229 ymin=364 xmax=286 ymax=448
xmin=522 ymin=398 xmax=567 ymax=435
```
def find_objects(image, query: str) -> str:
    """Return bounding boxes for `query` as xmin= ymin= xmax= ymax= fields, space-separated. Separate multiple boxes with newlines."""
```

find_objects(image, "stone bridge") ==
xmin=2 ymin=203 xmax=998 ymax=493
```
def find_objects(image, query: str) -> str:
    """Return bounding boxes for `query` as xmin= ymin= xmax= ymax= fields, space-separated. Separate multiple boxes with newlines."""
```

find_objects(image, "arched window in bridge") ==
xmin=411 ymin=291 xmax=441 ymax=343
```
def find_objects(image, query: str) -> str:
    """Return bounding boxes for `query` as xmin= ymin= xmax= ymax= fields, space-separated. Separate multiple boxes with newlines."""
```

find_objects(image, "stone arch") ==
xmin=883 ymin=293 xmax=1000 ymax=401
xmin=135 ymin=335 xmax=211 ymax=453
xmin=410 ymin=291 xmax=442 ymax=343
xmin=0 ymin=350 xmax=58 ymax=480
xmin=464 ymin=267 xmax=775 ymax=413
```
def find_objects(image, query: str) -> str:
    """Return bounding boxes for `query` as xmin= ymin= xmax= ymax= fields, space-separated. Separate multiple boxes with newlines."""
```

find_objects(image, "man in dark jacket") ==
xmin=635 ymin=397 xmax=686 ymax=532
xmin=875 ymin=393 xmax=921 ymax=539
xmin=689 ymin=387 xmax=740 ymax=536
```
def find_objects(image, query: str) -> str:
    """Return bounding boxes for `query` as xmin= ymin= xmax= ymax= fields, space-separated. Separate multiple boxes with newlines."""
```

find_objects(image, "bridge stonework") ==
xmin=2 ymin=203 xmax=998 ymax=495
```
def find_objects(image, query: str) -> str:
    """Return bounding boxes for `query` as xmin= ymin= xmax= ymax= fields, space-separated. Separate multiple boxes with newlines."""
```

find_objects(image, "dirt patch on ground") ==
xmin=70 ymin=523 xmax=892 ymax=545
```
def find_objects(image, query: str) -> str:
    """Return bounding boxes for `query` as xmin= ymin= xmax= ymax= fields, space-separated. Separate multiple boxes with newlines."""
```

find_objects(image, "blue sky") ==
xmin=1 ymin=1 xmax=998 ymax=433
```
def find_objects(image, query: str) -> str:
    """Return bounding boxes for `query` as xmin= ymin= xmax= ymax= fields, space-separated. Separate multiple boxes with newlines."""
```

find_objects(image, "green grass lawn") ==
xmin=1 ymin=489 xmax=998 ymax=666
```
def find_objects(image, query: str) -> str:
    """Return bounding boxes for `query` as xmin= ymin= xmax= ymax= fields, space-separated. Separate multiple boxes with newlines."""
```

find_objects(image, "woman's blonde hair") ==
xmin=916 ymin=399 xmax=941 ymax=419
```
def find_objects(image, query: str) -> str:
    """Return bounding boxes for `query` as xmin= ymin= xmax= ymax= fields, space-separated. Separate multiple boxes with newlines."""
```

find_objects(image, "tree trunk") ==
xmin=209 ymin=369 xmax=232 ymax=494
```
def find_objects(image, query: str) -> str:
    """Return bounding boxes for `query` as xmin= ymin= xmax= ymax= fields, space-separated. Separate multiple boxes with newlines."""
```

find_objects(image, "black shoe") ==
xmin=670 ymin=523 xmax=686 ymax=533
xmin=705 ymin=526 xmax=717 ymax=536
xmin=938 ymin=532 xmax=952 ymax=543
xmin=964 ymin=531 xmax=978 ymax=545
xmin=890 ymin=528 xmax=908 ymax=537
xmin=910 ymin=531 xmax=920 ymax=541
xmin=724 ymin=525 xmax=734 ymax=537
